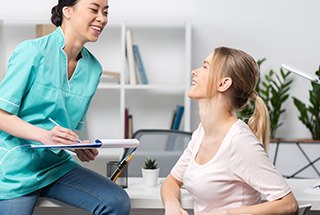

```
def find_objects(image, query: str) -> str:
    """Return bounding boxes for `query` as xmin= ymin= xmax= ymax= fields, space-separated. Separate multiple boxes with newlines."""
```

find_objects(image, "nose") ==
xmin=96 ymin=12 xmax=108 ymax=26
xmin=192 ymin=68 xmax=199 ymax=76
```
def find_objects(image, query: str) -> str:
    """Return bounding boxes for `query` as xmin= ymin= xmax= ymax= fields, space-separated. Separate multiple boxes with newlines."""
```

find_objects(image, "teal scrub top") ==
xmin=0 ymin=27 xmax=102 ymax=200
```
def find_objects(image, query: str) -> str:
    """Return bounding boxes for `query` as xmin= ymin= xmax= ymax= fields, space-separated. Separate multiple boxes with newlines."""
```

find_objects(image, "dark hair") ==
xmin=51 ymin=0 xmax=79 ymax=27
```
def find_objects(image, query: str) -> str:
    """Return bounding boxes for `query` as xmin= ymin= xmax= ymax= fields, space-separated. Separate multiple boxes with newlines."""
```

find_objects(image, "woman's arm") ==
xmin=161 ymin=174 xmax=189 ymax=215
xmin=0 ymin=109 xmax=79 ymax=145
xmin=196 ymin=192 xmax=298 ymax=215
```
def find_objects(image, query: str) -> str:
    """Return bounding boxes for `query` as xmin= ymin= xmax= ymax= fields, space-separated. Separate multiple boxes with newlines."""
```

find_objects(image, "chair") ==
xmin=125 ymin=129 xmax=192 ymax=177
xmin=298 ymin=203 xmax=312 ymax=215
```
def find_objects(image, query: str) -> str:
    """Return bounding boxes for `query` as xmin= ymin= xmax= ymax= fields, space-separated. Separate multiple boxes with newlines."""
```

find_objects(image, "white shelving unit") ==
xmin=0 ymin=18 xmax=192 ymax=139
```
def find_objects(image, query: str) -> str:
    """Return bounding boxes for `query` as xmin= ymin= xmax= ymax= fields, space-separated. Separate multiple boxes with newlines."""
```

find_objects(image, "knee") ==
xmin=96 ymin=187 xmax=131 ymax=215
xmin=111 ymin=188 xmax=131 ymax=215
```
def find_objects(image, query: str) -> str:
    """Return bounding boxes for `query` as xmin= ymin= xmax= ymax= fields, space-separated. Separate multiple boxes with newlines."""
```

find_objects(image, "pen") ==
xmin=48 ymin=117 xmax=81 ymax=143
xmin=48 ymin=117 xmax=60 ymax=127
xmin=110 ymin=152 xmax=135 ymax=182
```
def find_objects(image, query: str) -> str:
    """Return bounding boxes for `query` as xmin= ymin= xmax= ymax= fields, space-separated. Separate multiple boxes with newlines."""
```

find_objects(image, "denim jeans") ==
xmin=0 ymin=166 xmax=131 ymax=215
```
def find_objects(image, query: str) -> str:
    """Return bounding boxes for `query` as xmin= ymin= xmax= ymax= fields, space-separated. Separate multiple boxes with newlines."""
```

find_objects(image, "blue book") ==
xmin=133 ymin=45 xmax=148 ymax=84
xmin=171 ymin=105 xmax=184 ymax=130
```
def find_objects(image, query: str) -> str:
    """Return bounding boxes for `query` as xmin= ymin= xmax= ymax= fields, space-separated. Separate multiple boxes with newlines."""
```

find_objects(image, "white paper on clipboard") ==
xmin=30 ymin=139 xmax=139 ymax=149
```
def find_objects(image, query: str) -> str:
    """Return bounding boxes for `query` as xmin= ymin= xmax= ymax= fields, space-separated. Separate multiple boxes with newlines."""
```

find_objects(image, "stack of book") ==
xmin=125 ymin=30 xmax=149 ymax=85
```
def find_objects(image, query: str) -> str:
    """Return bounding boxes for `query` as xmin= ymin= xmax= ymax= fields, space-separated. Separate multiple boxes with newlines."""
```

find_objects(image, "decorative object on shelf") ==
xmin=36 ymin=24 xmax=56 ymax=38
xmin=133 ymin=45 xmax=148 ymax=84
xmin=142 ymin=157 xmax=159 ymax=187
xmin=238 ymin=59 xmax=293 ymax=138
xmin=292 ymin=66 xmax=320 ymax=140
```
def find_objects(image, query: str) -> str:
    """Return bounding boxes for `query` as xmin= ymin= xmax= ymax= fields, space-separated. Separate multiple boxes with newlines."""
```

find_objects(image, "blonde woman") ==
xmin=161 ymin=47 xmax=298 ymax=215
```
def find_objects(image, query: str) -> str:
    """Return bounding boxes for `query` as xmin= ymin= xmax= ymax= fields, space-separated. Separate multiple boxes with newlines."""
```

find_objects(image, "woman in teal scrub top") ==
xmin=0 ymin=0 xmax=130 ymax=214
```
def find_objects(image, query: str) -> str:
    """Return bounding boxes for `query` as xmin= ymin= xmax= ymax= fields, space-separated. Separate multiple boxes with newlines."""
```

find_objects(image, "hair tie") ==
xmin=250 ymin=91 xmax=258 ymax=100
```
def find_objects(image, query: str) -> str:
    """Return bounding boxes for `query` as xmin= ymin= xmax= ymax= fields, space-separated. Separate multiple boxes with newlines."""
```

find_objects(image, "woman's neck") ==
xmin=198 ymin=97 xmax=237 ymax=137
xmin=60 ymin=26 xmax=83 ymax=61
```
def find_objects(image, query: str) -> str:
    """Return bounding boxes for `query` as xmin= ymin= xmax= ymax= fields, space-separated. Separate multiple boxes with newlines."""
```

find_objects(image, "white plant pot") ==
xmin=141 ymin=168 xmax=160 ymax=187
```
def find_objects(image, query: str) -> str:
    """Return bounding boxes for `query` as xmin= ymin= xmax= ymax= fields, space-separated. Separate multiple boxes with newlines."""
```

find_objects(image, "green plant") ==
xmin=293 ymin=66 xmax=320 ymax=140
xmin=143 ymin=157 xmax=158 ymax=169
xmin=238 ymin=59 xmax=293 ymax=138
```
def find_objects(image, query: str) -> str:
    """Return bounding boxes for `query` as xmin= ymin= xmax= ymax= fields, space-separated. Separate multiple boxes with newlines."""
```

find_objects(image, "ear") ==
xmin=217 ymin=77 xmax=232 ymax=92
xmin=62 ymin=6 xmax=72 ymax=19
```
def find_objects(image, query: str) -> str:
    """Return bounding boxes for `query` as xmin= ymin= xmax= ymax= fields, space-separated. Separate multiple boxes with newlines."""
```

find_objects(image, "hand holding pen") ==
xmin=48 ymin=118 xmax=98 ymax=161
xmin=44 ymin=117 xmax=80 ymax=145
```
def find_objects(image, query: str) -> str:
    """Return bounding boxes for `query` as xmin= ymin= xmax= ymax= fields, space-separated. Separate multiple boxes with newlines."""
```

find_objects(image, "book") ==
xmin=171 ymin=105 xmax=184 ymax=130
xmin=125 ymin=108 xmax=129 ymax=138
xmin=100 ymin=71 xmax=120 ymax=84
xmin=133 ymin=45 xmax=148 ymax=84
xmin=30 ymin=139 xmax=139 ymax=149
xmin=125 ymin=30 xmax=137 ymax=85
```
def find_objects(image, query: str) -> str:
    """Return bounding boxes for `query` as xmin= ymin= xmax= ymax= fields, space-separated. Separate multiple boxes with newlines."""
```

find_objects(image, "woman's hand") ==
xmin=195 ymin=211 xmax=228 ymax=215
xmin=42 ymin=125 xmax=80 ymax=145
xmin=75 ymin=140 xmax=99 ymax=162
xmin=165 ymin=205 xmax=189 ymax=215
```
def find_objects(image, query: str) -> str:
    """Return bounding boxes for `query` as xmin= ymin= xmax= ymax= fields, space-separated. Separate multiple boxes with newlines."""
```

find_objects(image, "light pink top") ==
xmin=171 ymin=120 xmax=291 ymax=213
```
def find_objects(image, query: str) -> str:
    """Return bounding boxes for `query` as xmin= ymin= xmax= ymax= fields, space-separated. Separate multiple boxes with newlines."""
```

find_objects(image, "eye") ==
xmin=90 ymin=8 xmax=98 ymax=13
xmin=103 ymin=10 xmax=109 ymax=16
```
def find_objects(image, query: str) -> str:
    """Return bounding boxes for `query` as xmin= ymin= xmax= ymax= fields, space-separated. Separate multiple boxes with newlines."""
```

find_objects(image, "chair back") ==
xmin=298 ymin=203 xmax=312 ymax=215
xmin=126 ymin=129 xmax=192 ymax=177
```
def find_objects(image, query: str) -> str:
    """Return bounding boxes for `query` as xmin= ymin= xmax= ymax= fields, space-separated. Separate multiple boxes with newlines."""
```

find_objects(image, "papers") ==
xmin=303 ymin=181 xmax=320 ymax=196
xmin=30 ymin=139 xmax=139 ymax=150
xmin=281 ymin=64 xmax=320 ymax=84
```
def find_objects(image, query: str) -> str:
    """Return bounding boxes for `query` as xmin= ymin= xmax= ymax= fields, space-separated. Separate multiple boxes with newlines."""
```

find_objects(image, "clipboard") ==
xmin=30 ymin=139 xmax=139 ymax=150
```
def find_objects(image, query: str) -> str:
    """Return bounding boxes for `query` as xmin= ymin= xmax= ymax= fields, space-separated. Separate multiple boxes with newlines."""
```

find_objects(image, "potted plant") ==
xmin=238 ymin=59 xmax=293 ymax=139
xmin=142 ymin=157 xmax=159 ymax=187
xmin=293 ymin=66 xmax=320 ymax=140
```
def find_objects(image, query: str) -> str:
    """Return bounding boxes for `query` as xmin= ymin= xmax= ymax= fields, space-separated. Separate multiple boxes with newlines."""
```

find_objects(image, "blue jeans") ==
xmin=0 ymin=166 xmax=131 ymax=215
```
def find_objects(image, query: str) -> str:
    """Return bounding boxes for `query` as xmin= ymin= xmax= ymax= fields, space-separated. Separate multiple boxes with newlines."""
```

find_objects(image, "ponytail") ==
xmin=248 ymin=95 xmax=270 ymax=152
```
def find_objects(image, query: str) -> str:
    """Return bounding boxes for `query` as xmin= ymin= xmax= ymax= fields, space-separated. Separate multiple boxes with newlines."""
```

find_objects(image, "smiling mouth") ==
xmin=91 ymin=25 xmax=102 ymax=33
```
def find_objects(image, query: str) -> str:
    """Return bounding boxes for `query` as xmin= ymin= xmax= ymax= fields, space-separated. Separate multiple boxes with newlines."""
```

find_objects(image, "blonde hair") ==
xmin=207 ymin=47 xmax=270 ymax=151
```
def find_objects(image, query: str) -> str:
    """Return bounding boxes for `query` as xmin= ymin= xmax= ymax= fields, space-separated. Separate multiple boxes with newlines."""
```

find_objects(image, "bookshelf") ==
xmin=0 ymin=18 xmax=192 ymax=139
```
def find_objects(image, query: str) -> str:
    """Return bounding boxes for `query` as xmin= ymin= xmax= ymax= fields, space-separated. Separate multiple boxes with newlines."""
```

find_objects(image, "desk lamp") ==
xmin=281 ymin=64 xmax=320 ymax=84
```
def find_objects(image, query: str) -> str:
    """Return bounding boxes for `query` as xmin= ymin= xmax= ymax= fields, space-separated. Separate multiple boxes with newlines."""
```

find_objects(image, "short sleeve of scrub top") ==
xmin=0 ymin=42 xmax=39 ymax=114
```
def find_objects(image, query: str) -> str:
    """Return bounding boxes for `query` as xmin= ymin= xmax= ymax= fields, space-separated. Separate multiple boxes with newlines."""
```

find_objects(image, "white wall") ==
xmin=1 ymin=0 xmax=320 ymax=139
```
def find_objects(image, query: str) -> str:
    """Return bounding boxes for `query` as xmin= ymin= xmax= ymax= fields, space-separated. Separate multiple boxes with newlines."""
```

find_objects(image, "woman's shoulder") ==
xmin=229 ymin=120 xmax=263 ymax=151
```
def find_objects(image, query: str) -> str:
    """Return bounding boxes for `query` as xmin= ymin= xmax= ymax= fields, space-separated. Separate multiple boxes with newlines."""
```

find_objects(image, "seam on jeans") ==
xmin=56 ymin=180 xmax=112 ymax=211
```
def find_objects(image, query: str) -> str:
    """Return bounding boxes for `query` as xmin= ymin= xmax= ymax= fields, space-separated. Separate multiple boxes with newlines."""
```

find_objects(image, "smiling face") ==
xmin=188 ymin=53 xmax=214 ymax=100
xmin=63 ymin=0 xmax=109 ymax=43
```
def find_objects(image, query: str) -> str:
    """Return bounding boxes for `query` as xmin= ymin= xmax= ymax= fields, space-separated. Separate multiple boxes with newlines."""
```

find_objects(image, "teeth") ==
xmin=91 ymin=26 xmax=101 ymax=32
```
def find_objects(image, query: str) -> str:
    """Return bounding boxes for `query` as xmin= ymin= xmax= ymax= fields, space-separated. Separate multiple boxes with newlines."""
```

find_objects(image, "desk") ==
xmin=125 ymin=178 xmax=193 ymax=209
xmin=125 ymin=178 xmax=320 ymax=211
xmin=37 ymin=178 xmax=320 ymax=211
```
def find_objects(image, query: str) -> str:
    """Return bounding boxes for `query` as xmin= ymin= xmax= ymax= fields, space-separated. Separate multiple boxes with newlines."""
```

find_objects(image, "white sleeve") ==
xmin=170 ymin=124 xmax=202 ymax=182
xmin=230 ymin=132 xmax=291 ymax=201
